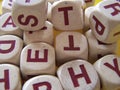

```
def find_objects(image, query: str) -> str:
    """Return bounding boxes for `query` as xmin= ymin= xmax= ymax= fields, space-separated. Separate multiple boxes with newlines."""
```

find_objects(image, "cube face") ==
xmin=20 ymin=42 xmax=56 ymax=78
xmin=94 ymin=54 xmax=120 ymax=90
xmin=0 ymin=12 xmax=23 ymax=38
xmin=24 ymin=21 xmax=54 ymax=45
xmin=22 ymin=75 xmax=63 ymax=90
xmin=57 ymin=60 xmax=100 ymax=90
xmin=52 ymin=0 xmax=84 ymax=30
xmin=55 ymin=32 xmax=88 ymax=65
xmin=0 ymin=35 xmax=23 ymax=65
xmin=90 ymin=0 xmax=120 ymax=43
xmin=85 ymin=30 xmax=116 ymax=64
xmin=0 ymin=64 xmax=22 ymax=90
xmin=12 ymin=0 xmax=47 ymax=31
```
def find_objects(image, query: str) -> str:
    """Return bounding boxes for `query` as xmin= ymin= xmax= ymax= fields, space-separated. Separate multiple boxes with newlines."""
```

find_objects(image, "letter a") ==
xmin=2 ymin=16 xmax=16 ymax=28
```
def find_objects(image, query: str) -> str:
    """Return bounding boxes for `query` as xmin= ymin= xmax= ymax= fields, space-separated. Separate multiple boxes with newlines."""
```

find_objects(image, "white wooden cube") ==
xmin=57 ymin=59 xmax=100 ymax=90
xmin=85 ymin=30 xmax=116 ymax=64
xmin=0 ymin=35 xmax=23 ymax=65
xmin=89 ymin=0 xmax=120 ymax=43
xmin=51 ymin=0 xmax=84 ymax=30
xmin=23 ymin=21 xmax=54 ymax=45
xmin=94 ymin=54 xmax=120 ymax=90
xmin=22 ymin=75 xmax=63 ymax=90
xmin=20 ymin=42 xmax=56 ymax=78
xmin=55 ymin=31 xmax=88 ymax=65
xmin=0 ymin=64 xmax=22 ymax=90
xmin=0 ymin=12 xmax=23 ymax=38
xmin=2 ymin=0 xmax=13 ymax=14
xmin=12 ymin=0 xmax=47 ymax=31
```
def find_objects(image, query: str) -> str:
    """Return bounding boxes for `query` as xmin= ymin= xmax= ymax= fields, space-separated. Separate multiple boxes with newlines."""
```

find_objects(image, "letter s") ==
xmin=18 ymin=14 xmax=38 ymax=27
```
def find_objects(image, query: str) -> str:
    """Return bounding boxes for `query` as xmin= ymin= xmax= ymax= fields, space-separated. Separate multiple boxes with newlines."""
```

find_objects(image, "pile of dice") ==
xmin=0 ymin=0 xmax=120 ymax=90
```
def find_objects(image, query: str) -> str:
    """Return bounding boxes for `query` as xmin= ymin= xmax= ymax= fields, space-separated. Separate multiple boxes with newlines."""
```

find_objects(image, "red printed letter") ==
xmin=27 ymin=49 xmax=48 ymax=62
xmin=0 ymin=70 xmax=10 ymax=89
xmin=104 ymin=3 xmax=120 ymax=16
xmin=93 ymin=15 xmax=105 ymax=35
xmin=33 ymin=82 xmax=51 ymax=90
xmin=0 ymin=40 xmax=15 ymax=54
xmin=58 ymin=6 xmax=73 ymax=25
xmin=2 ymin=16 xmax=16 ymax=28
xmin=68 ymin=65 xmax=91 ymax=87
xmin=18 ymin=14 xmax=38 ymax=27
xmin=64 ymin=35 xmax=80 ymax=51
xmin=104 ymin=58 xmax=120 ymax=77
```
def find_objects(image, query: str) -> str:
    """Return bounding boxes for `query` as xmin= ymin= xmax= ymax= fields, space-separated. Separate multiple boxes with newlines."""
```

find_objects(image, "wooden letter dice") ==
xmin=55 ymin=31 xmax=88 ymax=65
xmin=57 ymin=60 xmax=100 ymax=90
xmin=20 ymin=42 xmax=56 ymax=78
xmin=89 ymin=0 xmax=120 ymax=43
xmin=0 ymin=12 xmax=23 ymax=38
xmin=0 ymin=35 xmax=23 ymax=65
xmin=94 ymin=54 xmax=120 ymax=90
xmin=85 ymin=30 xmax=116 ymax=64
xmin=23 ymin=21 xmax=54 ymax=45
xmin=2 ymin=0 xmax=13 ymax=14
xmin=22 ymin=75 xmax=63 ymax=90
xmin=51 ymin=0 xmax=84 ymax=30
xmin=0 ymin=64 xmax=22 ymax=90
xmin=12 ymin=0 xmax=47 ymax=31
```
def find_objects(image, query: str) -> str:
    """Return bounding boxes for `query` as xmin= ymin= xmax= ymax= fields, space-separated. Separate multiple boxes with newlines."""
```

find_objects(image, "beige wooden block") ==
xmin=94 ymin=54 xmax=120 ymax=90
xmin=2 ymin=0 xmax=13 ymax=14
xmin=55 ymin=32 xmax=88 ymax=65
xmin=84 ymin=6 xmax=95 ymax=31
xmin=0 ymin=12 xmax=23 ymax=38
xmin=20 ymin=42 xmax=56 ymax=78
xmin=51 ymin=0 xmax=84 ymax=30
xmin=83 ymin=0 xmax=95 ymax=8
xmin=12 ymin=0 xmax=47 ymax=31
xmin=85 ymin=30 xmax=116 ymax=64
xmin=0 ymin=35 xmax=23 ymax=65
xmin=90 ymin=0 xmax=120 ymax=43
xmin=57 ymin=60 xmax=100 ymax=90
xmin=23 ymin=75 xmax=63 ymax=90
xmin=24 ymin=21 xmax=54 ymax=45
xmin=0 ymin=64 xmax=22 ymax=90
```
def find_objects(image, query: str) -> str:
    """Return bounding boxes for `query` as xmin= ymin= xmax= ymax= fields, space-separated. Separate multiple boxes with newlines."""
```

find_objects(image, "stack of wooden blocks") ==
xmin=0 ymin=0 xmax=120 ymax=90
